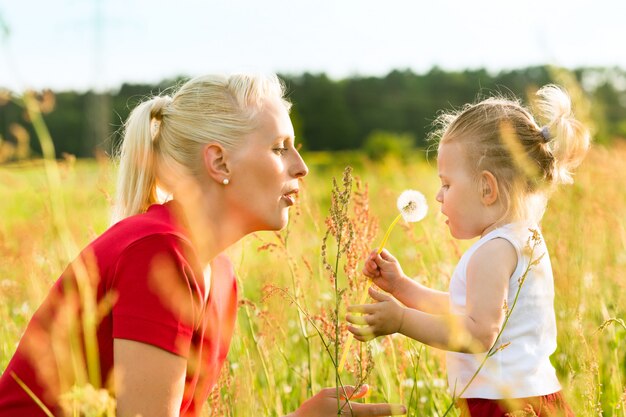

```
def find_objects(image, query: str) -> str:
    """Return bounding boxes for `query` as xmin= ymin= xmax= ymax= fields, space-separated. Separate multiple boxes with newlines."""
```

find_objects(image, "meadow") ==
xmin=0 ymin=144 xmax=625 ymax=416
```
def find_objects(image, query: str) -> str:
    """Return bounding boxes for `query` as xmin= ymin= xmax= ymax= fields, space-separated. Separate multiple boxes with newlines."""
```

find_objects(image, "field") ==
xmin=1 ymin=145 xmax=625 ymax=416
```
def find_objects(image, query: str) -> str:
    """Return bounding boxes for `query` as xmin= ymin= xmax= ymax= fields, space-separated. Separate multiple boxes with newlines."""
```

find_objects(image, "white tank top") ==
xmin=446 ymin=223 xmax=561 ymax=398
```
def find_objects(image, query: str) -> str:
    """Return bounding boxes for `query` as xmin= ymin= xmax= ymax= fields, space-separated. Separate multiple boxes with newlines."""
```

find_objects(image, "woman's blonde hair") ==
xmin=432 ymin=85 xmax=590 ymax=222
xmin=112 ymin=74 xmax=290 ymax=223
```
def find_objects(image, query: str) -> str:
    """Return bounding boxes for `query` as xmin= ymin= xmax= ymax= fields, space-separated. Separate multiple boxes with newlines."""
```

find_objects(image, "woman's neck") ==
xmin=171 ymin=182 xmax=246 ymax=265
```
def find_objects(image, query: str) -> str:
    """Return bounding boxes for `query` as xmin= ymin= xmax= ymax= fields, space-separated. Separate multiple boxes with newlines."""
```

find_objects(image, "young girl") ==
xmin=347 ymin=85 xmax=589 ymax=416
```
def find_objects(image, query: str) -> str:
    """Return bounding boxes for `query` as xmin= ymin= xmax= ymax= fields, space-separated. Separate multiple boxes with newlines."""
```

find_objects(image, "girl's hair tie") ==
xmin=540 ymin=126 xmax=551 ymax=143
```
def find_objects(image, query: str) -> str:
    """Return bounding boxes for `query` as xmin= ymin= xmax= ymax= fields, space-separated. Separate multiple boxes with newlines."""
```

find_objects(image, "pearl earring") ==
xmin=222 ymin=178 xmax=230 ymax=185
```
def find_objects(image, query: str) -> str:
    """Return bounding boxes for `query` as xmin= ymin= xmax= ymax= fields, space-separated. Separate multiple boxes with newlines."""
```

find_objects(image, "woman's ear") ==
xmin=202 ymin=143 xmax=231 ymax=184
xmin=480 ymin=170 xmax=499 ymax=206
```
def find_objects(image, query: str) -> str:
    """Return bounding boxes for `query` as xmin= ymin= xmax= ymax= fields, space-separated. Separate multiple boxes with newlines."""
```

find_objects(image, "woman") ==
xmin=0 ymin=74 xmax=405 ymax=417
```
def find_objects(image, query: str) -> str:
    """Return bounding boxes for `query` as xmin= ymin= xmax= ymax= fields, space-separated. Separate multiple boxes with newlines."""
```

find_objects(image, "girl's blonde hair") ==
xmin=433 ymin=85 xmax=590 ymax=222
xmin=112 ymin=73 xmax=290 ymax=223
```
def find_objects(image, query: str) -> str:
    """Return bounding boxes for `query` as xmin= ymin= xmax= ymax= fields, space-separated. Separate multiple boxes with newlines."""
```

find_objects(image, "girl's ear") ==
xmin=202 ymin=143 xmax=231 ymax=184
xmin=480 ymin=170 xmax=499 ymax=206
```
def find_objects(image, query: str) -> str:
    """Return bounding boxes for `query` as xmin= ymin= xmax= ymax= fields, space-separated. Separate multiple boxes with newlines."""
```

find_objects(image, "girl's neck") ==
xmin=480 ymin=220 xmax=504 ymax=237
xmin=479 ymin=214 xmax=515 ymax=237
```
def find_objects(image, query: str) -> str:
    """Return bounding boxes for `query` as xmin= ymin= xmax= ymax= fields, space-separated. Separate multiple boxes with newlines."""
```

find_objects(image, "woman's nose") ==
xmin=291 ymin=150 xmax=309 ymax=178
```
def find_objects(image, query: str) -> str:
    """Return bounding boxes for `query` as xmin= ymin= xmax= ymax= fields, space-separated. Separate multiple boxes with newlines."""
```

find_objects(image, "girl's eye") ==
xmin=441 ymin=185 xmax=450 ymax=190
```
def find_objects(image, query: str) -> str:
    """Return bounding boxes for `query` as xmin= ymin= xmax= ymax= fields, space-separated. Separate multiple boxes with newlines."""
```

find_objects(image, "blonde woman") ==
xmin=0 ymin=74 xmax=406 ymax=417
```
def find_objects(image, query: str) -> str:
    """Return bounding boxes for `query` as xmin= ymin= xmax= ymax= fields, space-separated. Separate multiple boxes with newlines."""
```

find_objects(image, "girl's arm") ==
xmin=350 ymin=239 xmax=516 ymax=352
xmin=364 ymin=249 xmax=450 ymax=315
xmin=114 ymin=339 xmax=187 ymax=417
xmin=392 ymin=276 xmax=450 ymax=315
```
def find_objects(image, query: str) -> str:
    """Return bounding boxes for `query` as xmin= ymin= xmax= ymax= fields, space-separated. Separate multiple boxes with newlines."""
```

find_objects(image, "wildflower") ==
xmin=396 ymin=189 xmax=428 ymax=223
xmin=377 ymin=190 xmax=428 ymax=254
xmin=494 ymin=342 xmax=511 ymax=353
xmin=502 ymin=299 xmax=509 ymax=316
xmin=60 ymin=384 xmax=116 ymax=417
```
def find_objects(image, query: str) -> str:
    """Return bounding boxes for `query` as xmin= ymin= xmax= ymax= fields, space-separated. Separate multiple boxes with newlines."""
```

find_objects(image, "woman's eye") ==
xmin=273 ymin=147 xmax=288 ymax=155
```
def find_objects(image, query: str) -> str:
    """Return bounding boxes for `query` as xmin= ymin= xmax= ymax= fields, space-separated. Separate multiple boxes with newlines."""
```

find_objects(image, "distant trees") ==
xmin=1 ymin=66 xmax=625 ymax=161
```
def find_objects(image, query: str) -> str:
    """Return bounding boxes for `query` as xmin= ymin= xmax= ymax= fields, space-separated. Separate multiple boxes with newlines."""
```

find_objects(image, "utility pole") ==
xmin=84 ymin=0 xmax=111 ymax=158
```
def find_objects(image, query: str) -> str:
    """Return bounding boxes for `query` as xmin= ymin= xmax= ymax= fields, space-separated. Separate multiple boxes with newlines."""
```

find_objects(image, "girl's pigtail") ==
xmin=535 ymin=85 xmax=590 ymax=185
xmin=112 ymin=97 xmax=168 ymax=224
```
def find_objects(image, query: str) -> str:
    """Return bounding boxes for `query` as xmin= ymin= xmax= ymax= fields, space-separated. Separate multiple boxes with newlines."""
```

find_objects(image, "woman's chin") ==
xmin=277 ymin=212 xmax=290 ymax=229
xmin=259 ymin=213 xmax=290 ymax=232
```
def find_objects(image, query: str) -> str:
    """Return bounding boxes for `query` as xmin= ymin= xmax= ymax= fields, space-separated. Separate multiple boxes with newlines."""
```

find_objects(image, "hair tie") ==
xmin=540 ymin=126 xmax=551 ymax=143
xmin=150 ymin=118 xmax=161 ymax=142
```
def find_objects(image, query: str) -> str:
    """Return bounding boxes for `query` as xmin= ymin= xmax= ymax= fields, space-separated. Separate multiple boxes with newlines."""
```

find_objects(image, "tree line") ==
xmin=1 ymin=65 xmax=625 ymax=161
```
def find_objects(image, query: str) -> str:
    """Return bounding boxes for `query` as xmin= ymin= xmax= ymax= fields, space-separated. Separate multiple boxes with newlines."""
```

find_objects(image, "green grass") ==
xmin=1 ymin=146 xmax=625 ymax=416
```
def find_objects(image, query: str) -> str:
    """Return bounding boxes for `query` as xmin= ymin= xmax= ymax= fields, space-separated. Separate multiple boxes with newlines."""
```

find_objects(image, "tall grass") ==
xmin=1 ymin=145 xmax=625 ymax=416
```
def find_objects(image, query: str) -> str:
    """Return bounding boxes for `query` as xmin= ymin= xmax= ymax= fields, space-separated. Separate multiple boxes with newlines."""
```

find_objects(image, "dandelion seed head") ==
xmin=396 ymin=190 xmax=428 ymax=222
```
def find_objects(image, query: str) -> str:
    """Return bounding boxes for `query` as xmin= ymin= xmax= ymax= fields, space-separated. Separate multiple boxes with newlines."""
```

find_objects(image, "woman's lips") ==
xmin=282 ymin=189 xmax=298 ymax=206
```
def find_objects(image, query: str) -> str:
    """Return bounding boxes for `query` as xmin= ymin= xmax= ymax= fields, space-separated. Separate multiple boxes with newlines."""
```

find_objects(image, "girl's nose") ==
xmin=436 ymin=189 xmax=443 ymax=203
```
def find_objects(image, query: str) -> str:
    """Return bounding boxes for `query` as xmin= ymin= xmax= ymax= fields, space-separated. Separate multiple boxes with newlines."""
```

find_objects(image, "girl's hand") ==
xmin=291 ymin=384 xmax=406 ymax=416
xmin=346 ymin=287 xmax=406 ymax=342
xmin=362 ymin=249 xmax=406 ymax=296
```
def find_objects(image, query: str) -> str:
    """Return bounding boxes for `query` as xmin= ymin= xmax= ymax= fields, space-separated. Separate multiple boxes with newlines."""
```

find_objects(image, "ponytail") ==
xmin=112 ymin=97 xmax=170 ymax=223
xmin=535 ymin=85 xmax=590 ymax=185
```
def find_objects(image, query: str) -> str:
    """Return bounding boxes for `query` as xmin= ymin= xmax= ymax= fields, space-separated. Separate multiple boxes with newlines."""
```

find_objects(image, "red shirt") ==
xmin=0 ymin=202 xmax=238 ymax=416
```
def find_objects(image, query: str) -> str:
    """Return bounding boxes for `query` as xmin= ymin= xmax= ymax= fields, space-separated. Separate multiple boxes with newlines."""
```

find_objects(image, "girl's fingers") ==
xmin=368 ymin=286 xmax=391 ymax=302
xmin=346 ymin=314 xmax=370 ymax=325
xmin=347 ymin=324 xmax=375 ymax=338
xmin=363 ymin=268 xmax=380 ymax=279
xmin=378 ymin=249 xmax=396 ymax=262
xmin=347 ymin=304 xmax=376 ymax=314
xmin=368 ymin=259 xmax=379 ymax=270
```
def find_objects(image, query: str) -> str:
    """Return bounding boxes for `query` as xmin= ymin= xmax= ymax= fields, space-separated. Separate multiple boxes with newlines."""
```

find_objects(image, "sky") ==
xmin=0 ymin=0 xmax=625 ymax=92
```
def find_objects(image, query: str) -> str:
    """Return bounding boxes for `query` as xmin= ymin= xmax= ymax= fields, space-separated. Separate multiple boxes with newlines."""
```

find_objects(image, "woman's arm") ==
xmin=114 ymin=339 xmax=187 ymax=417
xmin=286 ymin=384 xmax=406 ymax=416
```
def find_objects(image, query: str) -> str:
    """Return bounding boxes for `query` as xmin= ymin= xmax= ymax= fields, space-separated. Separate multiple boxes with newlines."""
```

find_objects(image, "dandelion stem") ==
xmin=377 ymin=213 xmax=403 ymax=254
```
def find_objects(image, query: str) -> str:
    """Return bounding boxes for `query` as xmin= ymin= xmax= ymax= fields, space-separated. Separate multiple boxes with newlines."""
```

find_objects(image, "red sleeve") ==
xmin=111 ymin=234 xmax=203 ymax=357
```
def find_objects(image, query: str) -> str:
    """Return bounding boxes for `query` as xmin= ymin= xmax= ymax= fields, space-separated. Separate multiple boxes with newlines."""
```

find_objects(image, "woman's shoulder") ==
xmin=84 ymin=203 xmax=194 ymax=275
xmin=97 ymin=203 xmax=188 ymax=246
